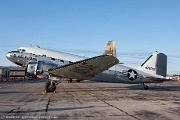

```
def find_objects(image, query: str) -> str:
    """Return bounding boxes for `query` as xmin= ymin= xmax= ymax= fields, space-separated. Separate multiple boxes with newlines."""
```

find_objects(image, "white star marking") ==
xmin=129 ymin=70 xmax=137 ymax=79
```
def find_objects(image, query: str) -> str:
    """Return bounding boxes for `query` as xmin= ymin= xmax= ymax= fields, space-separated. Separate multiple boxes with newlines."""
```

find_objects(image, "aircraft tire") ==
xmin=76 ymin=80 xmax=81 ymax=82
xmin=45 ymin=81 xmax=56 ymax=92
xmin=144 ymin=85 xmax=149 ymax=90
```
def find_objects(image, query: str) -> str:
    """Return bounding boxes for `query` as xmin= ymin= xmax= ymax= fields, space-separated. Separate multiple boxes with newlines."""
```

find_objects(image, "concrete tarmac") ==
xmin=0 ymin=79 xmax=179 ymax=120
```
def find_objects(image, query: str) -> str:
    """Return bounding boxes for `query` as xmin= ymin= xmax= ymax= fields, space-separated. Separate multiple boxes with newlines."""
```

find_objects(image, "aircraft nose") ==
xmin=6 ymin=52 xmax=12 ymax=59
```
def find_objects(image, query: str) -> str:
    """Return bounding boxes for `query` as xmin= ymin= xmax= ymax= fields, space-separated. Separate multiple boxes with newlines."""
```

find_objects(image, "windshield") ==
xmin=18 ymin=49 xmax=26 ymax=53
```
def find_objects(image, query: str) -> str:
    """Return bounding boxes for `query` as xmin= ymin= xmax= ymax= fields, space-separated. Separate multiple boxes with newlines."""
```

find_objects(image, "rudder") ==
xmin=156 ymin=53 xmax=167 ymax=77
xmin=141 ymin=52 xmax=167 ymax=77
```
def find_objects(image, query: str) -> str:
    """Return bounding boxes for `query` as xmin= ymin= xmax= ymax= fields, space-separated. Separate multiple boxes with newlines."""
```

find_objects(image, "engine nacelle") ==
xmin=26 ymin=61 xmax=58 ymax=78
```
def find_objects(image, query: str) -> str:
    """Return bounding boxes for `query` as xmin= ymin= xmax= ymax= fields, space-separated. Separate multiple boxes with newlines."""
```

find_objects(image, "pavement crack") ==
xmin=45 ymin=97 xmax=51 ymax=112
xmin=88 ymin=92 xmax=141 ymax=120
xmin=75 ymin=98 xmax=83 ymax=104
xmin=7 ymin=107 xmax=20 ymax=114
xmin=62 ymin=84 xmax=83 ymax=104
xmin=102 ymin=100 xmax=141 ymax=120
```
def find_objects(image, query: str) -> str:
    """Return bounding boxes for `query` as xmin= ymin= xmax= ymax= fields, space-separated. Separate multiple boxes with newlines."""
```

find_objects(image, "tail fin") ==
xmin=103 ymin=41 xmax=117 ymax=57
xmin=141 ymin=51 xmax=167 ymax=77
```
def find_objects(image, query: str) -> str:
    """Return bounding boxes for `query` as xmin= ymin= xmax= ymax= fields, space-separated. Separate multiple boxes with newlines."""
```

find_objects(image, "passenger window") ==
xmin=69 ymin=61 xmax=73 ymax=64
xmin=51 ymin=58 xmax=55 ymax=60
xmin=60 ymin=60 xmax=64 ymax=63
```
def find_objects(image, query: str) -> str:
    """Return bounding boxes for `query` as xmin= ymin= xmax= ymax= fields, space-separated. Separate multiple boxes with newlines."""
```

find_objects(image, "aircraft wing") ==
xmin=48 ymin=55 xmax=119 ymax=80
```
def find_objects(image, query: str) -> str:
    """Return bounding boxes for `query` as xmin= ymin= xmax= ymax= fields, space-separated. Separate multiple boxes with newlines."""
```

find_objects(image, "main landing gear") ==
xmin=142 ymin=83 xmax=149 ymax=90
xmin=45 ymin=80 xmax=61 ymax=92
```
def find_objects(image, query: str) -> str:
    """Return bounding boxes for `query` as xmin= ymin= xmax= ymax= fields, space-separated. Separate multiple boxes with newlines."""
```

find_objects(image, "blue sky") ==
xmin=0 ymin=0 xmax=180 ymax=75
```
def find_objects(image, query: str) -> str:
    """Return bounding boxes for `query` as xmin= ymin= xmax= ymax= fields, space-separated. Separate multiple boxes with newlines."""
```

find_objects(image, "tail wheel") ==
xmin=45 ymin=81 xmax=56 ymax=92
xmin=144 ymin=85 xmax=149 ymax=90
xmin=76 ymin=80 xmax=81 ymax=82
xmin=141 ymin=83 xmax=149 ymax=90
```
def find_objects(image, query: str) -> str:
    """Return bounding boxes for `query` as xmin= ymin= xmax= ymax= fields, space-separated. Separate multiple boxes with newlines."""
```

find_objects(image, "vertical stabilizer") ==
xmin=141 ymin=52 xmax=167 ymax=77
xmin=103 ymin=41 xmax=117 ymax=57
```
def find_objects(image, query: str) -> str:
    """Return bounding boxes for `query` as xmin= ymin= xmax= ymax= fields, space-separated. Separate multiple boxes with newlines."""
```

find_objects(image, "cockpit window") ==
xmin=11 ymin=51 xmax=20 ymax=53
xmin=18 ymin=49 xmax=26 ymax=53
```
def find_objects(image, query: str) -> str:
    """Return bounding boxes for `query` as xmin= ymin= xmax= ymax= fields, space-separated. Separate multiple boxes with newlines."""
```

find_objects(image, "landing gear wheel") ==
xmin=144 ymin=85 xmax=149 ymax=90
xmin=45 ymin=81 xmax=56 ymax=92
xmin=76 ymin=80 xmax=81 ymax=83
xmin=141 ymin=83 xmax=149 ymax=90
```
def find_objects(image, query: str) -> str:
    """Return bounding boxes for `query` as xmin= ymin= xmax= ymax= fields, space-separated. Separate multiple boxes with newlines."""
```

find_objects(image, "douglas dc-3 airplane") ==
xmin=6 ymin=41 xmax=168 ymax=92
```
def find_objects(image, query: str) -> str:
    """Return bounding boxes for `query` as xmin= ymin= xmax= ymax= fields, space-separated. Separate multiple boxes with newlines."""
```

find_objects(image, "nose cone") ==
xmin=6 ymin=52 xmax=12 ymax=59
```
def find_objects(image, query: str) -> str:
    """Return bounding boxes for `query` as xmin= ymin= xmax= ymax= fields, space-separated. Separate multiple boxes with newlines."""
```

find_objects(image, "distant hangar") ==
xmin=0 ymin=66 xmax=9 ymax=78
xmin=0 ymin=66 xmax=26 ymax=81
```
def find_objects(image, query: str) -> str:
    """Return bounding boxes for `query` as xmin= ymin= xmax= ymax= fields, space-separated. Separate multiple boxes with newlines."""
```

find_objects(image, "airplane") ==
xmin=6 ymin=41 xmax=168 ymax=92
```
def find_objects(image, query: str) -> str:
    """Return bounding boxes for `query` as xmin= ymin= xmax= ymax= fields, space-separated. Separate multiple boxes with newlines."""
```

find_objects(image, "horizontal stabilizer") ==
xmin=144 ymin=76 xmax=168 ymax=82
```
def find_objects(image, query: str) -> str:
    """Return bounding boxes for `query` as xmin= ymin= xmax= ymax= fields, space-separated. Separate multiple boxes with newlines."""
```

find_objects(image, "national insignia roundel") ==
xmin=127 ymin=69 xmax=138 ymax=81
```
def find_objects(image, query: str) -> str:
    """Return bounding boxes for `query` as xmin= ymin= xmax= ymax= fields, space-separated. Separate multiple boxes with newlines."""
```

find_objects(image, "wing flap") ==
xmin=48 ymin=55 xmax=119 ymax=80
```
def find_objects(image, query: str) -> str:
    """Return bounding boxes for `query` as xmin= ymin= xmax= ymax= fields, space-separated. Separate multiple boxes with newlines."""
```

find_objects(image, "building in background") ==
xmin=7 ymin=66 xmax=26 ymax=80
xmin=0 ymin=66 xmax=27 ymax=81
xmin=0 ymin=66 xmax=10 ymax=80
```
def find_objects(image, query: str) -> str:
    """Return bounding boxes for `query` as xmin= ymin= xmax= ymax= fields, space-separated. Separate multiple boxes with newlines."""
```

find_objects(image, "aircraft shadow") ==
xmin=0 ymin=106 xmax=99 ymax=114
xmin=0 ymin=79 xmax=49 ymax=84
xmin=0 ymin=91 xmax=26 ymax=94
xmin=125 ymin=85 xmax=180 ymax=91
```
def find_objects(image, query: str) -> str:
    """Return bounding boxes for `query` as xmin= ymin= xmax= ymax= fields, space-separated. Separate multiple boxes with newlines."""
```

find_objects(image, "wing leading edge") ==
xmin=48 ymin=55 xmax=119 ymax=80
